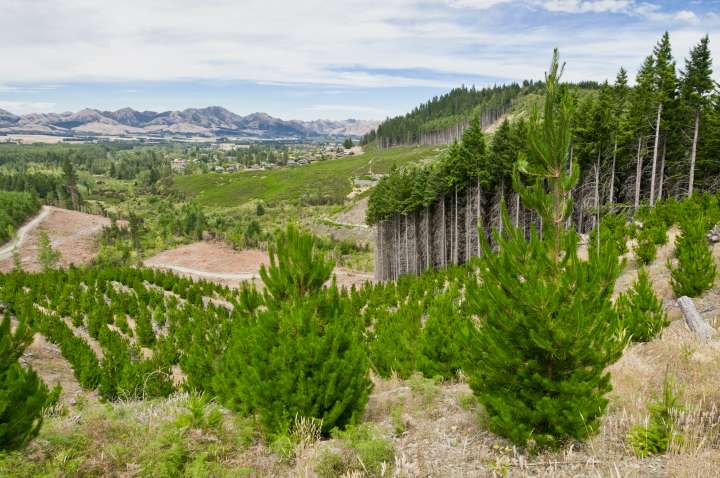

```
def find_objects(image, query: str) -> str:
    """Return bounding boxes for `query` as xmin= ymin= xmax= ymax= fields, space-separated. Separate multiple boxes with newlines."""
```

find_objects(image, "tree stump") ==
xmin=677 ymin=296 xmax=716 ymax=342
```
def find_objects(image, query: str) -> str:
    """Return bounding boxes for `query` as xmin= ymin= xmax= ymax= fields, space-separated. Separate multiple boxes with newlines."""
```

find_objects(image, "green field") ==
xmin=173 ymin=144 xmax=445 ymax=207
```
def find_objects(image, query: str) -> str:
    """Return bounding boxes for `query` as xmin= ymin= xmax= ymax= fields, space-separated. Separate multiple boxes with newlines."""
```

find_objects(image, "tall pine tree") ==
xmin=466 ymin=50 xmax=625 ymax=450
xmin=681 ymin=35 xmax=714 ymax=196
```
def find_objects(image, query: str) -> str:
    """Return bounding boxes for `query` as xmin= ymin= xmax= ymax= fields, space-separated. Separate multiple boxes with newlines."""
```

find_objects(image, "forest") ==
xmin=369 ymin=33 xmax=720 ymax=279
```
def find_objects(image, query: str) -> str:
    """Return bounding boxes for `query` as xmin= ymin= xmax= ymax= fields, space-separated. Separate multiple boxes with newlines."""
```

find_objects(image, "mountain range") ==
xmin=0 ymin=106 xmax=379 ymax=139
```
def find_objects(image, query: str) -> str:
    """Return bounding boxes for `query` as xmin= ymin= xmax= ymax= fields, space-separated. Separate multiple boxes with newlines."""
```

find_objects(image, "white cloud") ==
xmin=0 ymin=0 xmax=715 ymax=91
xmin=0 ymin=101 xmax=56 ymax=113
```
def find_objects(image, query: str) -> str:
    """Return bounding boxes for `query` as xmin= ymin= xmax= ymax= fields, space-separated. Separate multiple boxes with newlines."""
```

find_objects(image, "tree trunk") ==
xmin=634 ymin=137 xmax=643 ymax=210
xmin=476 ymin=178 xmax=481 ymax=257
xmin=609 ymin=139 xmax=617 ymax=205
xmin=376 ymin=223 xmax=382 ymax=281
xmin=441 ymin=196 xmax=446 ymax=268
xmin=404 ymin=215 xmax=409 ymax=276
xmin=465 ymin=187 xmax=470 ymax=261
xmin=658 ymin=140 xmax=666 ymax=202
xmin=678 ymin=296 xmax=716 ymax=343
xmin=688 ymin=109 xmax=700 ymax=197
xmin=595 ymin=155 xmax=600 ymax=258
xmin=454 ymin=186 xmax=459 ymax=264
xmin=650 ymin=102 xmax=663 ymax=206
xmin=425 ymin=205 xmax=430 ymax=271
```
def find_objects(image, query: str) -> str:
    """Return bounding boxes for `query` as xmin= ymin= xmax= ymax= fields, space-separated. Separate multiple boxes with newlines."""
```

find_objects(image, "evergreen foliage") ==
xmin=0 ymin=191 xmax=40 ymax=244
xmin=635 ymin=229 xmax=657 ymax=265
xmin=465 ymin=51 xmax=625 ymax=450
xmin=616 ymin=268 xmax=668 ymax=342
xmin=216 ymin=226 xmax=371 ymax=435
xmin=669 ymin=215 xmax=716 ymax=297
xmin=0 ymin=315 xmax=49 ymax=451
xmin=37 ymin=231 xmax=61 ymax=271
xmin=259 ymin=224 xmax=335 ymax=303
xmin=417 ymin=293 xmax=476 ymax=380
xmin=367 ymin=304 xmax=421 ymax=379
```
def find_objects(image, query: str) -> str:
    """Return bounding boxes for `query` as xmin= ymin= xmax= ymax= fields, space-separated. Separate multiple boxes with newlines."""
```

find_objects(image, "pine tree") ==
xmin=215 ymin=226 xmax=371 ymax=435
xmin=367 ymin=304 xmax=421 ymax=379
xmin=417 ymin=293 xmax=475 ymax=380
xmin=37 ymin=231 xmax=61 ymax=271
xmin=0 ymin=315 xmax=49 ymax=450
xmin=62 ymin=158 xmax=79 ymax=211
xmin=465 ymin=51 xmax=625 ymax=450
xmin=616 ymin=268 xmax=668 ymax=342
xmin=681 ymin=35 xmax=714 ymax=196
xmin=259 ymin=224 xmax=335 ymax=304
xmin=669 ymin=216 xmax=716 ymax=297
xmin=635 ymin=229 xmax=657 ymax=266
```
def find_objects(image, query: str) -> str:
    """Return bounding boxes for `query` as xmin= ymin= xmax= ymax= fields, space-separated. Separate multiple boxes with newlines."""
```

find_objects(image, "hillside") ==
xmin=0 ymin=107 xmax=379 ymax=139
xmin=173 ymin=144 xmax=445 ymax=207
xmin=3 ymin=221 xmax=719 ymax=477
xmin=361 ymin=81 xmax=599 ymax=147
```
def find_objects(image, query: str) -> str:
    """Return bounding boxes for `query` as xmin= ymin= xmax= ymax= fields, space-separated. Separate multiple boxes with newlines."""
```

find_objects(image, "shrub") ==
xmin=317 ymin=424 xmax=394 ymax=478
xmin=589 ymin=213 xmax=629 ymax=258
xmin=616 ymin=268 xmax=669 ymax=342
xmin=0 ymin=316 xmax=49 ymax=450
xmin=259 ymin=224 xmax=334 ymax=304
xmin=38 ymin=231 xmax=61 ymax=271
xmin=628 ymin=377 xmax=683 ymax=457
xmin=635 ymin=229 xmax=657 ymax=265
xmin=465 ymin=53 xmax=625 ymax=450
xmin=367 ymin=304 xmax=421 ymax=379
xmin=669 ymin=216 xmax=716 ymax=297
xmin=417 ymin=294 xmax=475 ymax=380
xmin=216 ymin=226 xmax=371 ymax=436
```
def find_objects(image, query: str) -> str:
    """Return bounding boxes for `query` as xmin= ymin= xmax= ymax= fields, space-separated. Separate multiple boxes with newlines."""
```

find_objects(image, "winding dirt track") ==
xmin=0 ymin=206 xmax=51 ymax=261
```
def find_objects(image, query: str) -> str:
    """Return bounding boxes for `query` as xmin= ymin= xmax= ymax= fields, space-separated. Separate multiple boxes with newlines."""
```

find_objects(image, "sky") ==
xmin=1 ymin=0 xmax=719 ymax=120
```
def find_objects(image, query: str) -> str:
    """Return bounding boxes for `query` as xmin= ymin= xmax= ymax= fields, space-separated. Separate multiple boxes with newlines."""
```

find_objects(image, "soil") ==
xmin=144 ymin=241 xmax=373 ymax=289
xmin=20 ymin=331 xmax=91 ymax=403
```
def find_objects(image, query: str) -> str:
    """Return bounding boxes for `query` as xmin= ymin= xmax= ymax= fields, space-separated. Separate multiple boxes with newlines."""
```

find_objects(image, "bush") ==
xmin=417 ymin=294 xmax=474 ymax=380
xmin=616 ymin=268 xmax=669 ymax=342
xmin=367 ymin=305 xmax=421 ymax=379
xmin=589 ymin=213 xmax=629 ymax=258
xmin=669 ymin=216 xmax=716 ymax=297
xmin=259 ymin=224 xmax=334 ymax=303
xmin=628 ymin=377 xmax=683 ymax=457
xmin=216 ymin=226 xmax=371 ymax=436
xmin=0 ymin=316 xmax=49 ymax=450
xmin=315 ymin=424 xmax=394 ymax=478
xmin=38 ymin=231 xmax=61 ymax=271
xmin=635 ymin=229 xmax=657 ymax=265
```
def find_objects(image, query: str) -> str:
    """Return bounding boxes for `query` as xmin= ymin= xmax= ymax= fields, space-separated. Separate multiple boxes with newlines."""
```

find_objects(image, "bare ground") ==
xmin=0 ymin=206 xmax=109 ymax=273
xmin=20 ymin=332 xmax=93 ymax=403
xmin=144 ymin=241 xmax=373 ymax=289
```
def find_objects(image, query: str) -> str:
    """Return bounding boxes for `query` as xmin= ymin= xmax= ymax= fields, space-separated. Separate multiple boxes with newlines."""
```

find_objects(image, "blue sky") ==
xmin=1 ymin=0 xmax=718 ymax=120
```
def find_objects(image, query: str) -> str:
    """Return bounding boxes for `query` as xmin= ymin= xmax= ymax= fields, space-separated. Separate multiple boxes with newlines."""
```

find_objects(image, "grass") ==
xmin=173 ymin=144 xmax=444 ymax=207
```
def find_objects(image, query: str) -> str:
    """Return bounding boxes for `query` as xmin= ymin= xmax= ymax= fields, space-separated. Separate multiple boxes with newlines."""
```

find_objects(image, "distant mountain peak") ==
xmin=0 ymin=106 xmax=380 ymax=138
